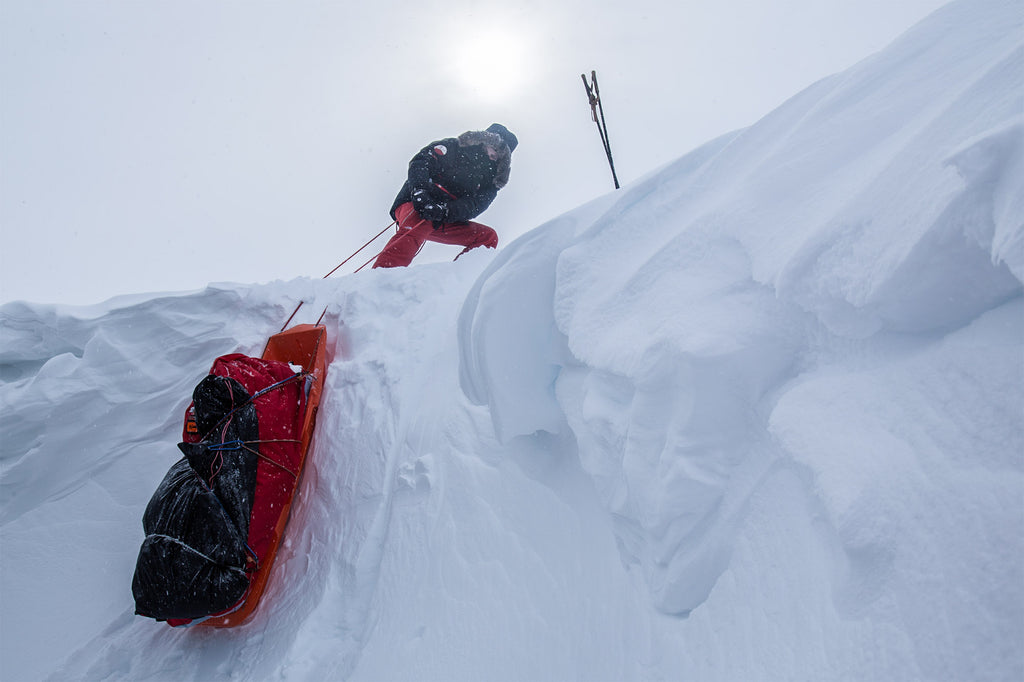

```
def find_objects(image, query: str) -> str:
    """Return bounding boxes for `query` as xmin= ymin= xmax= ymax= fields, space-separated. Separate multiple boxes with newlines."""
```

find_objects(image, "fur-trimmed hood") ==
xmin=458 ymin=130 xmax=512 ymax=188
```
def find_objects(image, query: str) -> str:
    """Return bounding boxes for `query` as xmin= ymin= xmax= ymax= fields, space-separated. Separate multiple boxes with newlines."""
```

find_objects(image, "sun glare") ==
xmin=451 ymin=27 xmax=533 ymax=101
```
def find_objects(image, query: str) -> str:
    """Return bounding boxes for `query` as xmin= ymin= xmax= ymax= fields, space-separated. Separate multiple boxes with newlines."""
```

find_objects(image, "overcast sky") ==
xmin=1 ymin=0 xmax=949 ymax=306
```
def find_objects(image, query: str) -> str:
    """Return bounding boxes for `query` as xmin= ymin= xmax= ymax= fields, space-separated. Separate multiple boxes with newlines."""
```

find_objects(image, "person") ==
xmin=373 ymin=123 xmax=518 ymax=268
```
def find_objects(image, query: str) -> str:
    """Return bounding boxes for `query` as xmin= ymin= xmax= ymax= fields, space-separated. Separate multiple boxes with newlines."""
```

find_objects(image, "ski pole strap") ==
xmin=582 ymin=73 xmax=600 ymax=122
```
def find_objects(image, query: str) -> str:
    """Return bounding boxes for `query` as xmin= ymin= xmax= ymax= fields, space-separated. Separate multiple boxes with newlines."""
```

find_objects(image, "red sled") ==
xmin=132 ymin=324 xmax=328 ymax=628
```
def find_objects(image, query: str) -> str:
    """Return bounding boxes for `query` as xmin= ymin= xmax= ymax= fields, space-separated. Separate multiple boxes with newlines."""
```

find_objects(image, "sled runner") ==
xmin=132 ymin=323 xmax=328 ymax=628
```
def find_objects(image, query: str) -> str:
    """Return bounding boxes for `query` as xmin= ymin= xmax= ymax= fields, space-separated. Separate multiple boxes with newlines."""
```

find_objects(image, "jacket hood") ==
xmin=458 ymin=130 xmax=512 ymax=188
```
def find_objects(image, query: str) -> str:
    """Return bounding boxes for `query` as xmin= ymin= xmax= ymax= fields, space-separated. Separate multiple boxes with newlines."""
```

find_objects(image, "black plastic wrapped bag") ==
xmin=132 ymin=375 xmax=260 ymax=622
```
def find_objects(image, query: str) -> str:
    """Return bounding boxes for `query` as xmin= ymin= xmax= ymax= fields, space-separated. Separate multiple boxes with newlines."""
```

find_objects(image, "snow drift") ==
xmin=2 ymin=0 xmax=1023 ymax=679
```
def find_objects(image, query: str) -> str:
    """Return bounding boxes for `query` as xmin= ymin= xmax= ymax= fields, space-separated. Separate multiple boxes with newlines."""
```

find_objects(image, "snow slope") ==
xmin=2 ymin=0 xmax=1022 ymax=679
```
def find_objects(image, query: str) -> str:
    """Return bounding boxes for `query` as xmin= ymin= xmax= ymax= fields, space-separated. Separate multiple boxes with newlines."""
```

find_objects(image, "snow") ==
xmin=2 ymin=0 xmax=1023 ymax=679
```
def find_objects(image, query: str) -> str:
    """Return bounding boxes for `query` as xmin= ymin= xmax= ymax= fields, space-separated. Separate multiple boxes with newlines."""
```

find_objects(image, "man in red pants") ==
xmin=373 ymin=123 xmax=517 ymax=268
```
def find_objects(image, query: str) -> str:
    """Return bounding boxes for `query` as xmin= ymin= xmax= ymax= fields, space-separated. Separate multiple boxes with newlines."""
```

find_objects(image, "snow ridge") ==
xmin=2 ymin=1 xmax=1023 ymax=680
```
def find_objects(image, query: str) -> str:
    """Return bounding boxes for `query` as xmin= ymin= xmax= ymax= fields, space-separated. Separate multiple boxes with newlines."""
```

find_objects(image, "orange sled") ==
xmin=200 ymin=323 xmax=328 ymax=627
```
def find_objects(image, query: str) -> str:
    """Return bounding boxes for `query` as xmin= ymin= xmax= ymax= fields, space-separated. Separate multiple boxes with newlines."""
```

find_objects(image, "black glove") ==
xmin=419 ymin=202 xmax=448 ymax=223
xmin=411 ymin=188 xmax=431 ymax=212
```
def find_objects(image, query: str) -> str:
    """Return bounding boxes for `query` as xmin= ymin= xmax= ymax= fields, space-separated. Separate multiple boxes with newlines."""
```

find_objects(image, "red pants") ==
xmin=372 ymin=202 xmax=498 ymax=268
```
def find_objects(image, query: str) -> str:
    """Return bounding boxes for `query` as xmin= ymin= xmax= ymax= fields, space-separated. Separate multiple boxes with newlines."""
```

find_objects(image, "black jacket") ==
xmin=390 ymin=130 xmax=512 ymax=223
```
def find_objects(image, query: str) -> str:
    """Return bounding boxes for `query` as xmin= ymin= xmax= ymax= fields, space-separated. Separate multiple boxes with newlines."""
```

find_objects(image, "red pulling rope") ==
xmin=282 ymin=220 xmax=397 ymax=330
xmin=322 ymin=221 xmax=396 ymax=278
xmin=279 ymin=302 xmax=304 ymax=332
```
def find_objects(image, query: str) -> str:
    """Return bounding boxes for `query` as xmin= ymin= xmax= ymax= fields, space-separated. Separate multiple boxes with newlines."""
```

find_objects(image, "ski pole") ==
xmin=581 ymin=70 xmax=620 ymax=189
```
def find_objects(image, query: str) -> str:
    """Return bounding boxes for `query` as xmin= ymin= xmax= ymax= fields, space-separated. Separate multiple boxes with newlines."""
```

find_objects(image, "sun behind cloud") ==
xmin=450 ymin=26 xmax=535 ymax=102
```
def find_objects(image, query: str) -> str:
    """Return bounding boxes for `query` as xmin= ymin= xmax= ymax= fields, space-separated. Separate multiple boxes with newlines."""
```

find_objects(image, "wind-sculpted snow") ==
xmin=2 ymin=1 xmax=1023 ymax=680
xmin=2 ymin=261 xmax=649 ymax=682
xmin=459 ymin=0 xmax=1024 ymax=675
